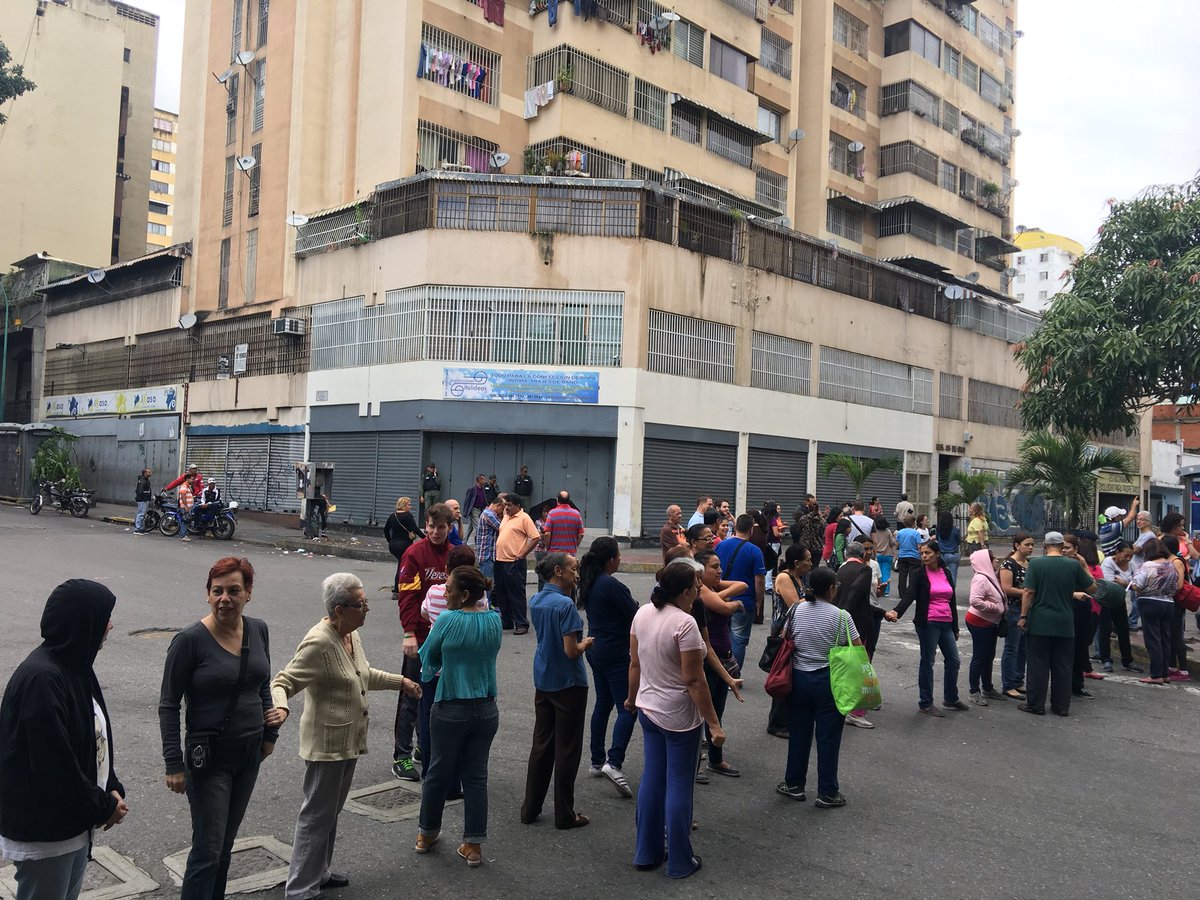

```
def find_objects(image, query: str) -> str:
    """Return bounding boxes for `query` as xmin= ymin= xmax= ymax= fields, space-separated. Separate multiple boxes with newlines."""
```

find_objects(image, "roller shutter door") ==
xmin=309 ymin=432 xmax=379 ymax=526
xmin=816 ymin=452 xmax=904 ymax=521
xmin=266 ymin=433 xmax=306 ymax=512
xmin=374 ymin=431 xmax=423 ymax=524
xmin=747 ymin=447 xmax=808 ymax=522
xmin=641 ymin=438 xmax=736 ymax=537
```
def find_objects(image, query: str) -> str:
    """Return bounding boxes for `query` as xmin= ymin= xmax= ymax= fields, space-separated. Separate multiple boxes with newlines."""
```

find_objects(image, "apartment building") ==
xmin=147 ymin=108 xmax=179 ymax=250
xmin=1011 ymin=227 xmax=1083 ymax=313
xmin=0 ymin=0 xmax=159 ymax=267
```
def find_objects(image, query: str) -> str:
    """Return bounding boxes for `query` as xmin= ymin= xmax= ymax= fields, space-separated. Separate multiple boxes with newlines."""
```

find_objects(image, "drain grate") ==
xmin=225 ymin=846 xmax=287 ymax=881
xmin=344 ymin=780 xmax=456 ymax=824
xmin=163 ymin=836 xmax=291 ymax=894
xmin=81 ymin=860 xmax=123 ymax=890
xmin=129 ymin=627 xmax=182 ymax=639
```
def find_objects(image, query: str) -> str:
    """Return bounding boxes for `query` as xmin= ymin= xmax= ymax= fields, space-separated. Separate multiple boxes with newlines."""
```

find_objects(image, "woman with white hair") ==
xmin=270 ymin=573 xmax=421 ymax=900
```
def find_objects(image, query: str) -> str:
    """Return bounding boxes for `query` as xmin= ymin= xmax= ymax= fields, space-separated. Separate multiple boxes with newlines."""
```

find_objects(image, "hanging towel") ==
xmin=523 ymin=80 xmax=556 ymax=119
xmin=484 ymin=0 xmax=506 ymax=25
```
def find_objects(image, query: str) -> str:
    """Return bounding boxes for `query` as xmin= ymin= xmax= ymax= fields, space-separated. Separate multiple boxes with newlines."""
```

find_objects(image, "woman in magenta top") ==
xmin=885 ymin=541 xmax=964 ymax=716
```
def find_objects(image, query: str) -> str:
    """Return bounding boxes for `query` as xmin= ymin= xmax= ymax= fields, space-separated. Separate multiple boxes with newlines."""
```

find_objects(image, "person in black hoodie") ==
xmin=0 ymin=579 xmax=128 ymax=900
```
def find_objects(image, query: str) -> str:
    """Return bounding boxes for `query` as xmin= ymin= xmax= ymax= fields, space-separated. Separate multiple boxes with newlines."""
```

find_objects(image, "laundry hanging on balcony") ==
xmin=417 ymin=43 xmax=488 ymax=99
xmin=636 ymin=17 xmax=670 ymax=54
xmin=523 ymin=80 xmax=557 ymax=119
xmin=483 ymin=0 xmax=505 ymax=25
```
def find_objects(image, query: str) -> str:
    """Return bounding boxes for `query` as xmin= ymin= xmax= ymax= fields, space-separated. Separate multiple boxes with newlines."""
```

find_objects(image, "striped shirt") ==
xmin=475 ymin=508 xmax=501 ymax=562
xmin=788 ymin=600 xmax=860 ymax=672
xmin=421 ymin=584 xmax=490 ymax=624
xmin=543 ymin=504 xmax=584 ymax=553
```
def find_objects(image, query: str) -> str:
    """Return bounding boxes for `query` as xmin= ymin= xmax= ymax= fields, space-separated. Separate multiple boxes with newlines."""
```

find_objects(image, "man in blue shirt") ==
xmin=1098 ymin=500 xmax=1138 ymax=556
xmin=894 ymin=515 xmax=924 ymax=603
xmin=715 ymin=513 xmax=766 ymax=670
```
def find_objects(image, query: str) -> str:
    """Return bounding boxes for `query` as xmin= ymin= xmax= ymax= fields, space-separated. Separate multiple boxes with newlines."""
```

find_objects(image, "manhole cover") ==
xmin=81 ymin=859 xmax=123 ymax=891
xmin=129 ymin=627 xmax=182 ymax=639
xmin=355 ymin=783 xmax=421 ymax=810
xmin=225 ymin=846 xmax=286 ymax=881
xmin=164 ymin=836 xmax=290 ymax=894
xmin=0 ymin=846 xmax=157 ymax=899
xmin=344 ymin=781 xmax=454 ymax=824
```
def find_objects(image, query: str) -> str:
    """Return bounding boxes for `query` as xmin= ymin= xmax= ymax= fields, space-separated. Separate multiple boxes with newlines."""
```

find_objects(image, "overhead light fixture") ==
xmin=784 ymin=127 xmax=805 ymax=153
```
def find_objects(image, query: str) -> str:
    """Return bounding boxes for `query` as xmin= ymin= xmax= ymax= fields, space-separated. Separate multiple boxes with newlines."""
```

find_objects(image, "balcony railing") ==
xmin=831 ymin=70 xmax=867 ymax=119
xmin=719 ymin=0 xmax=764 ymax=18
xmin=528 ymin=45 xmax=630 ymax=118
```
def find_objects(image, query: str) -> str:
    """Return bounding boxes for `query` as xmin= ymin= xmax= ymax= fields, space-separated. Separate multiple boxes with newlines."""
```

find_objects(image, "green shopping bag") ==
xmin=828 ymin=611 xmax=882 ymax=715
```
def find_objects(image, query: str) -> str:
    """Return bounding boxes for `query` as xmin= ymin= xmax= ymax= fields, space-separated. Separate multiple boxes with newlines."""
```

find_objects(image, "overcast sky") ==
xmin=142 ymin=0 xmax=1200 ymax=250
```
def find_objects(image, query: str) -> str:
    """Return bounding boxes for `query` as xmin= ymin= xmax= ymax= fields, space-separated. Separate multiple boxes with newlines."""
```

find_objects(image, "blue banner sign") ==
xmin=443 ymin=368 xmax=600 ymax=404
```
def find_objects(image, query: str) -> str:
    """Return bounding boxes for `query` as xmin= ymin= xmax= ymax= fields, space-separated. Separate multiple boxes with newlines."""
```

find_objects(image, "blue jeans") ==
xmin=943 ymin=555 xmax=961 ymax=591
xmin=633 ymin=712 xmax=700 ymax=879
xmin=914 ymin=621 xmax=961 ymax=708
xmin=13 ymin=845 xmax=89 ymax=900
xmin=966 ymin=621 xmax=999 ymax=693
xmin=419 ymin=698 xmax=499 ymax=843
xmin=135 ymin=499 xmax=149 ymax=531
xmin=784 ymin=667 xmax=845 ymax=797
xmin=730 ymin=603 xmax=753 ymax=671
xmin=703 ymin=662 xmax=731 ymax=768
xmin=182 ymin=738 xmax=263 ymax=900
xmin=479 ymin=558 xmax=494 ymax=581
xmin=877 ymin=555 xmax=894 ymax=596
xmin=1001 ymin=605 xmax=1027 ymax=691
xmin=586 ymin=655 xmax=635 ymax=769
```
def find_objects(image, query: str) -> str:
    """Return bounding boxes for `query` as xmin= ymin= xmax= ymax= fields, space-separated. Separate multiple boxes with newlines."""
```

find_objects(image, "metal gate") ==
xmin=747 ymin=441 xmax=808 ymax=522
xmin=308 ymin=430 xmax=424 ymax=526
xmin=185 ymin=431 xmax=306 ymax=512
xmin=59 ymin=415 xmax=179 ymax=503
xmin=816 ymin=444 xmax=904 ymax=521
xmin=373 ymin=431 xmax=424 ymax=522
xmin=641 ymin=437 xmax=737 ymax=537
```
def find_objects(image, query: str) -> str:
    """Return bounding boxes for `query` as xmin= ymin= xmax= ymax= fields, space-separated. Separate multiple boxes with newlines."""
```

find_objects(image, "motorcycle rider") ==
xmin=192 ymin=481 xmax=223 ymax=531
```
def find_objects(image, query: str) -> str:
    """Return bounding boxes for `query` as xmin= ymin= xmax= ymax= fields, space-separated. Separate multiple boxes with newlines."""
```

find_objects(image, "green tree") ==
xmin=0 ymin=39 xmax=36 ymax=125
xmin=30 ymin=427 xmax=83 ymax=489
xmin=1004 ymin=431 xmax=1134 ymax=530
xmin=818 ymin=453 xmax=903 ymax=502
xmin=935 ymin=470 xmax=1000 ymax=514
xmin=1015 ymin=174 xmax=1200 ymax=436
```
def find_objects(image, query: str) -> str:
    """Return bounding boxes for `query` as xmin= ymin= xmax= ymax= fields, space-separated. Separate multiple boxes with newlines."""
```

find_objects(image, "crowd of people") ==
xmin=3 ymin=486 xmax=1197 ymax=895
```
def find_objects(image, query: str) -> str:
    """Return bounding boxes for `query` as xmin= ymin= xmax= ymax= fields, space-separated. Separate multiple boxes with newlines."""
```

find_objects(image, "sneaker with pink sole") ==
xmin=1168 ymin=669 xmax=1191 ymax=682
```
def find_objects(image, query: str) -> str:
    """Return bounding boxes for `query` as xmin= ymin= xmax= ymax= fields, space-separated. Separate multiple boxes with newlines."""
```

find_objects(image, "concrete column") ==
xmin=612 ymin=406 xmax=644 ymax=540
xmin=735 ymin=431 xmax=749 ymax=514
xmin=807 ymin=438 xmax=819 ymax=498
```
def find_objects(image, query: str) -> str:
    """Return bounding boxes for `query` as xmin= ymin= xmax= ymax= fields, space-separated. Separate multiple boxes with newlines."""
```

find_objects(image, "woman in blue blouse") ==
xmin=414 ymin=565 xmax=502 ymax=868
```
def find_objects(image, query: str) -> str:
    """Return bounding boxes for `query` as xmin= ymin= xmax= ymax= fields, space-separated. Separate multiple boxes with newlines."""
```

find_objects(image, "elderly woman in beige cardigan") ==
xmin=271 ymin=573 xmax=421 ymax=900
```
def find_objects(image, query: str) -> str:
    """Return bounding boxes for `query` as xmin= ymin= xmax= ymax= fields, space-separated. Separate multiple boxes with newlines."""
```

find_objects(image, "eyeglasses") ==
xmin=337 ymin=600 xmax=367 ymax=609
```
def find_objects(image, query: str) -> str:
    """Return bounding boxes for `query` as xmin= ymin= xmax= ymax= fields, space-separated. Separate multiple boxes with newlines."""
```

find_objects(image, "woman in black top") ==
xmin=384 ymin=496 xmax=423 ymax=564
xmin=578 ymin=537 xmax=639 ymax=798
xmin=159 ymin=557 xmax=284 ymax=900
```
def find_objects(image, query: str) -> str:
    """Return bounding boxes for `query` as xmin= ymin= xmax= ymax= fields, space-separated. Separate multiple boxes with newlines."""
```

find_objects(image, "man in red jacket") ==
xmin=391 ymin=502 xmax=452 ymax=781
xmin=164 ymin=464 xmax=203 ymax=497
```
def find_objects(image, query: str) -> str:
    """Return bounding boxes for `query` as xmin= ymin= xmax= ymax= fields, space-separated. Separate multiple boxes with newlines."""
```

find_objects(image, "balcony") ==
xmin=960 ymin=125 xmax=1009 ymax=166
xmin=831 ymin=70 xmax=867 ymax=120
xmin=719 ymin=0 xmax=766 ymax=19
xmin=528 ymin=45 xmax=630 ymax=119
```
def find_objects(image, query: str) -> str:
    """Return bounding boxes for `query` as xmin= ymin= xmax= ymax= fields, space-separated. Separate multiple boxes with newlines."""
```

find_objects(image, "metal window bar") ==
xmin=942 ymin=102 xmax=960 ymax=136
xmin=420 ymin=23 xmax=501 ymax=107
xmin=957 ymin=226 xmax=974 ymax=258
xmin=754 ymin=167 xmax=786 ymax=212
xmin=747 ymin=222 xmax=789 ymax=272
xmin=527 ymin=45 xmax=630 ymax=117
xmin=819 ymin=346 xmax=934 ymax=414
xmin=826 ymin=204 xmax=863 ymax=243
xmin=939 ymin=372 xmax=963 ymax=418
xmin=231 ymin=0 xmax=243 ymax=60
xmin=641 ymin=188 xmax=675 ymax=244
xmin=879 ymin=141 xmax=939 ymax=183
xmin=956 ymin=299 xmax=1040 ymax=344
xmin=752 ymin=331 xmax=811 ymax=395
xmin=774 ymin=0 xmax=794 ymax=12
xmin=831 ymin=70 xmax=867 ymax=119
xmin=633 ymin=79 xmax=667 ymax=130
xmin=374 ymin=181 xmax=433 ymax=239
xmin=416 ymin=120 xmax=499 ymax=173
xmin=631 ymin=163 xmax=665 ymax=184
xmin=524 ymin=137 xmax=627 ymax=179
xmin=598 ymin=0 xmax=634 ymax=26
xmin=256 ymin=0 xmax=268 ymax=47
xmin=671 ymin=103 xmax=701 ymax=145
xmin=244 ymin=229 xmax=258 ymax=301
xmin=222 ymin=156 xmax=235 ymax=225
xmin=827 ymin=133 xmax=864 ymax=179
xmin=939 ymin=159 xmax=957 ymax=193
xmin=294 ymin=204 xmax=374 ymax=256
xmin=978 ymin=15 xmax=1003 ymax=55
xmin=252 ymin=59 xmax=266 ymax=131
xmin=677 ymin=201 xmax=741 ymax=262
xmin=967 ymin=378 xmax=1022 ymax=428
xmin=705 ymin=117 xmax=755 ymax=169
xmin=671 ymin=19 xmax=704 ymax=68
xmin=881 ymin=80 xmax=940 ymax=124
xmin=44 ymin=340 xmax=130 ymax=394
xmin=647 ymin=309 xmax=735 ymax=383
xmin=225 ymin=73 xmax=239 ymax=145
xmin=217 ymin=238 xmax=231 ymax=308
xmin=832 ymin=5 xmax=869 ymax=58
xmin=719 ymin=0 xmax=762 ymax=18
xmin=980 ymin=70 xmax=1004 ymax=108
xmin=760 ymin=29 xmax=792 ymax=79
xmin=248 ymin=142 xmax=261 ymax=216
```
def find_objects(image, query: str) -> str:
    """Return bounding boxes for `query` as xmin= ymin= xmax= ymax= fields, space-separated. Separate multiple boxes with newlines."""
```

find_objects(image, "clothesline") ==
xmin=416 ymin=42 xmax=490 ymax=100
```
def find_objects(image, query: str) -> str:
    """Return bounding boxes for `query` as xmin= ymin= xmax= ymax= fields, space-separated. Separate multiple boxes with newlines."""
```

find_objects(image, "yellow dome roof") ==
xmin=1013 ymin=229 xmax=1085 ymax=257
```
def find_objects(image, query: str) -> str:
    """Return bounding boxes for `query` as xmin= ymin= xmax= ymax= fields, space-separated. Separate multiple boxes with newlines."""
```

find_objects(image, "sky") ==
xmin=140 ymin=0 xmax=1200 ymax=251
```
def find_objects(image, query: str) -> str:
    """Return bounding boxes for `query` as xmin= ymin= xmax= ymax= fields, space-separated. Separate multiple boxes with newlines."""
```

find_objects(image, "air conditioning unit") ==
xmin=272 ymin=317 xmax=305 ymax=336
xmin=440 ymin=162 xmax=473 ymax=173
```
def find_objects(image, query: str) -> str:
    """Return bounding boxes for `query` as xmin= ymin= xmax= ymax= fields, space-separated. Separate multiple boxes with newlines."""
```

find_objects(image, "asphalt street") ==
xmin=1 ymin=502 xmax=1199 ymax=899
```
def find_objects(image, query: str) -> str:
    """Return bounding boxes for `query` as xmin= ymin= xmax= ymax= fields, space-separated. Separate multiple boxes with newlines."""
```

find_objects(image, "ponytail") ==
xmin=577 ymin=536 xmax=619 ymax=610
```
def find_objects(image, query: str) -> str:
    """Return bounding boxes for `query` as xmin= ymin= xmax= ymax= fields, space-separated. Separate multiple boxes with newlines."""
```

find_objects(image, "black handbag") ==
xmin=759 ymin=602 xmax=799 ymax=673
xmin=185 ymin=626 xmax=250 ymax=772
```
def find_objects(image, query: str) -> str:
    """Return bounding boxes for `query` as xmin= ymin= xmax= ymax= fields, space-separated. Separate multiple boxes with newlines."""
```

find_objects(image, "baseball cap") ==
xmin=1104 ymin=505 xmax=1126 ymax=518
xmin=1044 ymin=531 xmax=1065 ymax=545
xmin=187 ymin=464 xmax=198 ymax=471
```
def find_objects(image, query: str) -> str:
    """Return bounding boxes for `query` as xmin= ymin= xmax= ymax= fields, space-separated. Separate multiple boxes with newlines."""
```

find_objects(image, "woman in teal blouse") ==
xmin=414 ymin=565 xmax=502 ymax=867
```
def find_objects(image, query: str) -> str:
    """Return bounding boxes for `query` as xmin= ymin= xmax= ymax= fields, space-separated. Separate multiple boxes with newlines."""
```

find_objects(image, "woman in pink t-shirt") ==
xmin=885 ymin=541 xmax=964 ymax=716
xmin=626 ymin=559 xmax=723 ymax=880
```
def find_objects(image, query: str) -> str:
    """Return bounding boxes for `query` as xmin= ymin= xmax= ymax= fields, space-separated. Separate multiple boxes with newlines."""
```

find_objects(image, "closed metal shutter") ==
xmin=641 ymin=438 xmax=736 ymax=537
xmin=816 ymin=452 xmax=904 ymax=522
xmin=223 ymin=435 xmax=271 ymax=509
xmin=747 ymin=447 xmax=808 ymax=522
xmin=183 ymin=434 xmax=230 ymax=486
xmin=374 ymin=431 xmax=423 ymax=524
xmin=309 ymin=432 xmax=378 ymax=525
xmin=266 ymin=433 xmax=305 ymax=512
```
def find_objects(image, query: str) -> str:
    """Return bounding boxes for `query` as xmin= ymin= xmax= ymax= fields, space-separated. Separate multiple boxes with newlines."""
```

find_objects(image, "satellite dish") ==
xmin=490 ymin=151 xmax=510 ymax=170
xmin=235 ymin=50 xmax=256 ymax=66
xmin=235 ymin=155 xmax=257 ymax=171
xmin=774 ymin=215 xmax=792 ymax=228
xmin=286 ymin=213 xmax=310 ymax=227
xmin=178 ymin=313 xmax=198 ymax=330
xmin=848 ymin=141 xmax=865 ymax=153
xmin=787 ymin=128 xmax=805 ymax=142
xmin=214 ymin=68 xmax=233 ymax=84
xmin=86 ymin=269 xmax=106 ymax=284
xmin=965 ymin=271 xmax=981 ymax=283
xmin=1003 ymin=267 xmax=1019 ymax=277
xmin=661 ymin=10 xmax=680 ymax=21
xmin=944 ymin=285 xmax=966 ymax=300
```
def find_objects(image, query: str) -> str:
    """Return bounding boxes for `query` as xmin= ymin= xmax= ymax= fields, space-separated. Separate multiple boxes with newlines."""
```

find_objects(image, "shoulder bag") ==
xmin=1175 ymin=580 xmax=1200 ymax=613
xmin=185 ymin=625 xmax=250 ymax=772
xmin=764 ymin=604 xmax=799 ymax=698
xmin=759 ymin=577 xmax=799 ymax=672
xmin=828 ymin=611 xmax=882 ymax=715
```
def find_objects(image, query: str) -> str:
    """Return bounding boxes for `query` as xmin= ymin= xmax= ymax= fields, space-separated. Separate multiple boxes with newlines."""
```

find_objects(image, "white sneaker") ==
xmin=601 ymin=762 xmax=633 ymax=797
xmin=844 ymin=715 xmax=875 ymax=729
xmin=588 ymin=764 xmax=603 ymax=777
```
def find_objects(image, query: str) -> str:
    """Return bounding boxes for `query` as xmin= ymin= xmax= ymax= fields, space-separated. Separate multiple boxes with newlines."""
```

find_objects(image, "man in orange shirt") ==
xmin=176 ymin=479 xmax=195 ymax=543
xmin=494 ymin=494 xmax=542 ymax=635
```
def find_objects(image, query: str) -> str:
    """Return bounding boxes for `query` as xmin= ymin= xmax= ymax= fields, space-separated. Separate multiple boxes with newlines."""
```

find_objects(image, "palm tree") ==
xmin=935 ymin=470 xmax=1000 ymax=513
xmin=1005 ymin=430 xmax=1135 ymax=529
xmin=818 ymin=453 xmax=903 ymax=502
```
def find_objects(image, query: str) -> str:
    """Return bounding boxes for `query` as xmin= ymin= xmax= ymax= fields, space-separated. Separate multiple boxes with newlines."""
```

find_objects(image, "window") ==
xmin=217 ymin=237 xmax=231 ymax=308
xmin=634 ymin=79 xmax=666 ymax=130
xmin=939 ymin=372 xmax=963 ymax=419
xmin=151 ymin=159 xmax=173 ymax=173
xmin=879 ymin=141 xmax=938 ymax=183
xmin=231 ymin=0 xmax=243 ymax=60
xmin=1038 ymin=290 xmax=1048 ymax=301
xmin=980 ymin=70 xmax=1004 ymax=107
xmin=416 ymin=121 xmax=498 ymax=174
xmin=881 ymin=80 xmax=940 ymax=123
xmin=671 ymin=103 xmax=701 ymax=145
xmin=1017 ymin=274 xmax=1025 ymax=284
xmin=760 ymin=29 xmax=792 ymax=79
xmin=978 ymin=15 xmax=1003 ymax=54
xmin=1039 ymin=252 xmax=1049 ymax=262
xmin=244 ymin=229 xmax=258 ymax=301
xmin=152 ymin=138 xmax=175 ymax=153
xmin=223 ymin=156 xmax=235 ymax=226
xmin=755 ymin=167 xmax=787 ymax=212
xmin=147 ymin=222 xmax=168 ymax=235
xmin=225 ymin=72 xmax=239 ymax=145
xmin=247 ymin=142 xmax=261 ymax=216
xmin=831 ymin=70 xmax=866 ymax=119
xmin=705 ymin=119 xmax=755 ymax=168
xmin=943 ymin=44 xmax=960 ymax=78
xmin=672 ymin=19 xmax=704 ymax=67
xmin=528 ymin=47 xmax=629 ymax=117
xmin=758 ymin=105 xmax=781 ymax=142
xmin=153 ymin=117 xmax=176 ymax=133
xmin=256 ymin=0 xmax=269 ymax=48
xmin=826 ymin=204 xmax=863 ymax=243
xmin=252 ymin=59 xmax=266 ymax=131
xmin=1017 ymin=255 xmax=1026 ymax=264
xmin=820 ymin=346 xmax=934 ymax=414
xmin=941 ymin=102 xmax=959 ymax=136
xmin=1039 ymin=271 xmax=1049 ymax=281
xmin=832 ymin=6 xmax=869 ymax=58
xmin=968 ymin=379 xmax=1022 ymax=429
xmin=420 ymin=24 xmax=501 ymax=107
xmin=648 ymin=309 xmax=735 ymax=383
xmin=123 ymin=47 xmax=131 ymax=62
xmin=828 ymin=132 xmax=862 ymax=177
xmin=962 ymin=56 xmax=979 ymax=91
xmin=150 ymin=179 xmax=171 ymax=194
xmin=149 ymin=201 xmax=170 ymax=215
xmin=884 ymin=20 xmax=940 ymax=67
xmin=710 ymin=38 xmax=749 ymax=90
xmin=939 ymin=159 xmax=957 ymax=193
xmin=752 ymin=332 xmax=811 ymax=395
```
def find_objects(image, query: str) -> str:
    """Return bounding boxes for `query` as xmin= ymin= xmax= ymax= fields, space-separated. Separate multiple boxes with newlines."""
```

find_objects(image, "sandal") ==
xmin=457 ymin=843 xmax=482 ymax=867
xmin=1138 ymin=676 xmax=1168 ymax=685
xmin=414 ymin=832 xmax=439 ymax=854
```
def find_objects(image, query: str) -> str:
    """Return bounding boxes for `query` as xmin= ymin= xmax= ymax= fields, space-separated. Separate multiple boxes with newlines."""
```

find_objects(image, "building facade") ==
xmin=0 ymin=0 xmax=159 ymax=267
xmin=147 ymin=108 xmax=179 ymax=250
xmin=1011 ymin=227 xmax=1083 ymax=313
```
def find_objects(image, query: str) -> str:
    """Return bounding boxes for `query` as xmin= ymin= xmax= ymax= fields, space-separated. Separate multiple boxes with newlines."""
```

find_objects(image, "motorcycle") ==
xmin=29 ymin=480 xmax=93 ymax=518
xmin=160 ymin=498 xmax=238 ymax=540
xmin=140 ymin=491 xmax=177 ymax=534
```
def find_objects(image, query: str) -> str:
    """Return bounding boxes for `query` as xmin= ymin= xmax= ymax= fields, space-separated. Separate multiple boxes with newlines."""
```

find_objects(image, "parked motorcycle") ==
xmin=29 ymin=480 xmax=93 ymax=518
xmin=160 ymin=498 xmax=238 ymax=540
xmin=140 ymin=490 xmax=177 ymax=534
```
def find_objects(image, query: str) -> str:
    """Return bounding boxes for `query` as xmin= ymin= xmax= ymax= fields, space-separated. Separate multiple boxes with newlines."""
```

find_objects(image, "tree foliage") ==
xmin=1005 ymin=431 xmax=1134 ymax=530
xmin=817 ymin=454 xmax=903 ymax=502
xmin=0 ymin=39 xmax=36 ymax=125
xmin=30 ymin=427 xmax=83 ymax=489
xmin=935 ymin=470 xmax=1000 ymax=513
xmin=1015 ymin=174 xmax=1200 ymax=436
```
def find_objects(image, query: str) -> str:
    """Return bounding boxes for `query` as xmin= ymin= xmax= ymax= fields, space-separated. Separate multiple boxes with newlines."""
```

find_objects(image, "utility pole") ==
xmin=0 ymin=278 xmax=10 ymax=422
